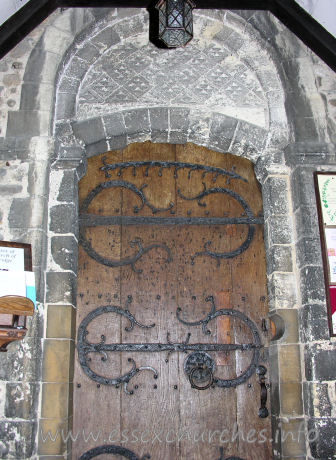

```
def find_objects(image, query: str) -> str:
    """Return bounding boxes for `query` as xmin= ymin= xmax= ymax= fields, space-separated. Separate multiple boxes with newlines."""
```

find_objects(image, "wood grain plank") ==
xmin=0 ymin=296 xmax=34 ymax=315
xmin=73 ymin=151 xmax=123 ymax=460
xmin=176 ymin=144 xmax=238 ymax=459
xmin=228 ymin=156 xmax=271 ymax=460
xmin=73 ymin=143 xmax=272 ymax=460
xmin=216 ymin=291 xmax=232 ymax=366
xmin=120 ymin=143 xmax=180 ymax=460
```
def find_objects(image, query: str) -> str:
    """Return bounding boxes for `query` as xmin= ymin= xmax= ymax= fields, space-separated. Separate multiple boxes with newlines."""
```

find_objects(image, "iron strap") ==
xmin=100 ymin=159 xmax=248 ymax=183
xmin=77 ymin=297 xmax=262 ymax=392
xmin=78 ymin=160 xmax=263 ymax=269
xmin=80 ymin=342 xmax=262 ymax=353
xmin=79 ymin=214 xmax=264 ymax=227
xmin=78 ymin=444 xmax=150 ymax=460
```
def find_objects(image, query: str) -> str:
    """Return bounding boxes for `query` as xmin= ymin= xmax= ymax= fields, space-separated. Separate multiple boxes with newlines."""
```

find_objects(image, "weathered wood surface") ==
xmin=0 ymin=295 xmax=34 ymax=316
xmin=73 ymin=142 xmax=272 ymax=460
xmin=0 ymin=327 xmax=27 ymax=351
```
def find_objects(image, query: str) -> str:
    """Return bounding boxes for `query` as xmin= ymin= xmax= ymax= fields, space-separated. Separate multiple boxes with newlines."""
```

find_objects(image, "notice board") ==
xmin=315 ymin=173 xmax=336 ymax=336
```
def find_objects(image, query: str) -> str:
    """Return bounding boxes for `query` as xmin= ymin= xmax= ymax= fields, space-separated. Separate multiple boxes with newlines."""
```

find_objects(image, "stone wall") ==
xmin=0 ymin=7 xmax=335 ymax=459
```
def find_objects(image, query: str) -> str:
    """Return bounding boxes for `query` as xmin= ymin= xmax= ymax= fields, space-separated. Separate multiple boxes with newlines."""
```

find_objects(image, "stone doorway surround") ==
xmin=43 ymin=123 xmax=300 ymax=459
xmin=2 ymin=6 xmax=336 ymax=459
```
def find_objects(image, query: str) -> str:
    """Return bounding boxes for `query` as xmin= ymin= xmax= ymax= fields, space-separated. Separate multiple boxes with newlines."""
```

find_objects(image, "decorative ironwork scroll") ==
xmin=78 ymin=444 xmax=245 ymax=459
xmin=79 ymin=233 xmax=172 ymax=274
xmin=78 ymin=444 xmax=150 ymax=460
xmin=176 ymin=295 xmax=261 ymax=388
xmin=77 ymin=298 xmax=158 ymax=394
xmin=78 ymin=179 xmax=173 ymax=272
xmin=178 ymin=184 xmax=257 ymax=264
xmin=80 ymin=179 xmax=174 ymax=215
xmin=77 ymin=297 xmax=262 ymax=393
xmin=216 ymin=447 xmax=245 ymax=460
xmin=79 ymin=160 xmax=263 ymax=270
xmin=100 ymin=159 xmax=248 ymax=183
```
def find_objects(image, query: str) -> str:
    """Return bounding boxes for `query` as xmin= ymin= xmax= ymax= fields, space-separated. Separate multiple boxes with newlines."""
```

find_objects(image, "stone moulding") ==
xmin=52 ymin=11 xmax=288 ymax=143
xmin=5 ymin=6 xmax=329 ymax=459
xmin=1 ymin=0 xmax=336 ymax=72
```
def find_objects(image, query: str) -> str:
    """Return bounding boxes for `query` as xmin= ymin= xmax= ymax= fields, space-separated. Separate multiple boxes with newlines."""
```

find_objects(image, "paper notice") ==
xmin=326 ymin=228 xmax=336 ymax=250
xmin=329 ymin=257 xmax=336 ymax=283
xmin=325 ymin=229 xmax=336 ymax=283
xmin=0 ymin=271 xmax=26 ymax=297
xmin=318 ymin=175 xmax=336 ymax=225
xmin=0 ymin=246 xmax=25 ymax=271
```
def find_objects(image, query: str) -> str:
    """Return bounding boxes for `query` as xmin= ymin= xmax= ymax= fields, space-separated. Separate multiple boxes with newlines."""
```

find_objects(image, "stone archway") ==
xmin=2 ymin=1 xmax=335 ymax=456
xmin=40 ymin=102 xmax=299 ymax=458
xmin=9 ymin=7 xmax=308 ymax=459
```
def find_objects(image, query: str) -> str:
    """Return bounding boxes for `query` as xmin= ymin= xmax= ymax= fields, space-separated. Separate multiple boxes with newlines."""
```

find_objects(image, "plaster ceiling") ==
xmin=0 ymin=0 xmax=30 ymax=26
xmin=295 ymin=0 xmax=336 ymax=38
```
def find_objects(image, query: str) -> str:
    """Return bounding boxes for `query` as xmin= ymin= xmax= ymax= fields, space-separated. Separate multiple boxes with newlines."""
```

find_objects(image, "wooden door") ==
xmin=73 ymin=142 xmax=272 ymax=460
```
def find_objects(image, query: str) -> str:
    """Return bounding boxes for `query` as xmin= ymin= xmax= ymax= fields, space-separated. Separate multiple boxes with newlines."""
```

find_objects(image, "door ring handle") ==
xmin=189 ymin=365 xmax=214 ymax=390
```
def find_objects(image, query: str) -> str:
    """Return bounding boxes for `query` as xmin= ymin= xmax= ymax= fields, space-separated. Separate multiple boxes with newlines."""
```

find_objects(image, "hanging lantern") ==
xmin=156 ymin=0 xmax=196 ymax=48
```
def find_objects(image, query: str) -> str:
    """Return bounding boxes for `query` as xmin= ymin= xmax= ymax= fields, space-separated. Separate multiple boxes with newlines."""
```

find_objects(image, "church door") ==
xmin=73 ymin=142 xmax=272 ymax=460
